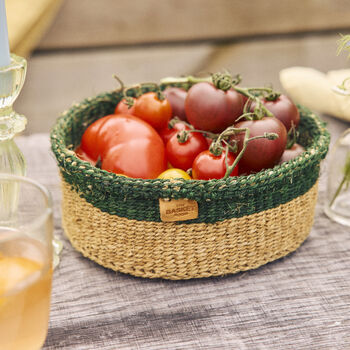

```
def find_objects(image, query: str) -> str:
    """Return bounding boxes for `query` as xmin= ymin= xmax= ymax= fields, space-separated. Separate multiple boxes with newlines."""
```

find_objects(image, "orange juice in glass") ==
xmin=0 ymin=174 xmax=53 ymax=350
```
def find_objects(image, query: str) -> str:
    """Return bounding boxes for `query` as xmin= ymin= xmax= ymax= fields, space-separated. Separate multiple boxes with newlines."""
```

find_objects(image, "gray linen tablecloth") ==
xmin=16 ymin=119 xmax=350 ymax=349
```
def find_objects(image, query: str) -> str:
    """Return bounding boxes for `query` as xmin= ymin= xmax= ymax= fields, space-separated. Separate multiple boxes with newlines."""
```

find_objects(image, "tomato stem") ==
xmin=177 ymin=128 xmax=219 ymax=143
xmin=123 ymin=82 xmax=165 ymax=100
xmin=211 ymin=72 xmax=241 ymax=91
xmin=168 ymin=117 xmax=193 ymax=129
xmin=177 ymin=130 xmax=190 ymax=143
xmin=187 ymin=129 xmax=218 ymax=139
xmin=123 ymin=96 xmax=135 ymax=108
xmin=209 ymin=141 xmax=223 ymax=156
xmin=223 ymin=139 xmax=237 ymax=153
xmin=224 ymin=146 xmax=230 ymax=172
xmin=234 ymin=86 xmax=275 ymax=120
xmin=113 ymin=74 xmax=125 ymax=92
xmin=286 ymin=122 xmax=298 ymax=149
xmin=222 ymin=130 xmax=278 ymax=179
xmin=235 ymin=112 xmax=256 ymax=122
xmin=160 ymin=75 xmax=211 ymax=88
xmin=223 ymin=128 xmax=250 ymax=179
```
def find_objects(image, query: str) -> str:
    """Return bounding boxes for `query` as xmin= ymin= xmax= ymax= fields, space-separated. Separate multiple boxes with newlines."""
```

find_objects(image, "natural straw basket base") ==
xmin=62 ymin=178 xmax=318 ymax=280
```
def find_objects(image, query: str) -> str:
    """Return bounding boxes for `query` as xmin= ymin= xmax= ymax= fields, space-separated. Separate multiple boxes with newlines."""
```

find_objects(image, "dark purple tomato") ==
xmin=163 ymin=87 xmax=188 ymax=121
xmin=185 ymin=82 xmax=244 ymax=133
xmin=262 ymin=94 xmax=300 ymax=131
xmin=278 ymin=143 xmax=305 ymax=164
xmin=232 ymin=117 xmax=287 ymax=172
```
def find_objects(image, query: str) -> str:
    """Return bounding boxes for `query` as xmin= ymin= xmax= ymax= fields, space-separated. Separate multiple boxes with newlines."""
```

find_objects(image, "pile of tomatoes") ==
xmin=76 ymin=76 xmax=304 ymax=180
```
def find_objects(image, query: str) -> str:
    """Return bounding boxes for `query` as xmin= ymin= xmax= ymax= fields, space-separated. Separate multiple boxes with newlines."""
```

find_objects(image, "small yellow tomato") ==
xmin=157 ymin=168 xmax=191 ymax=180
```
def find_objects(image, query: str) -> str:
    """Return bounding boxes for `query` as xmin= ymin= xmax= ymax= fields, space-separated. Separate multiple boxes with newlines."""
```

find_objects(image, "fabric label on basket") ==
xmin=159 ymin=198 xmax=198 ymax=222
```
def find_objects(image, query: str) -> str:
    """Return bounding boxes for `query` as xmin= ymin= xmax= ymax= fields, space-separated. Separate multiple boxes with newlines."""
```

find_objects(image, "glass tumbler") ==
xmin=324 ymin=128 xmax=350 ymax=227
xmin=0 ymin=174 xmax=53 ymax=350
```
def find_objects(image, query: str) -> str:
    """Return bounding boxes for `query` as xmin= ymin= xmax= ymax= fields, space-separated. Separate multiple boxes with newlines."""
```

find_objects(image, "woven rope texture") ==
xmin=61 ymin=179 xmax=318 ymax=280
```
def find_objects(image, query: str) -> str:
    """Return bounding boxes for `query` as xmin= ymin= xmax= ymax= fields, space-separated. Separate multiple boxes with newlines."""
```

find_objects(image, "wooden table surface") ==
xmin=15 ymin=111 xmax=349 ymax=350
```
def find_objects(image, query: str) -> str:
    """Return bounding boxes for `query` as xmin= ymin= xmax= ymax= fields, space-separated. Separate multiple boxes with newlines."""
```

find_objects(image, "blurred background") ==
xmin=5 ymin=0 xmax=350 ymax=134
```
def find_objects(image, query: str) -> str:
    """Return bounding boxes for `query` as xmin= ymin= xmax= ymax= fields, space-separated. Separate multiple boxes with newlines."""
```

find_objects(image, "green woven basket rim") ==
xmin=50 ymin=89 xmax=330 ymax=203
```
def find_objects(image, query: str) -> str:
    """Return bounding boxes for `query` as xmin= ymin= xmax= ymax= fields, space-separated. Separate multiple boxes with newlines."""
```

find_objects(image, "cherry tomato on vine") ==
xmin=261 ymin=94 xmax=300 ymax=131
xmin=278 ymin=143 xmax=305 ymax=164
xmin=232 ymin=117 xmax=287 ymax=172
xmin=192 ymin=149 xmax=238 ymax=180
xmin=157 ymin=168 xmax=191 ymax=180
xmin=166 ymin=131 xmax=208 ymax=171
xmin=185 ymin=82 xmax=244 ymax=133
xmin=114 ymin=97 xmax=136 ymax=115
xmin=158 ymin=120 xmax=190 ymax=144
xmin=133 ymin=92 xmax=172 ymax=131
xmin=163 ymin=87 xmax=188 ymax=121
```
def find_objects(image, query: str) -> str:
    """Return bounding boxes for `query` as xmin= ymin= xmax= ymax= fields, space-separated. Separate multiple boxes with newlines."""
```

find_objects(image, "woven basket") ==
xmin=51 ymin=86 xmax=330 ymax=280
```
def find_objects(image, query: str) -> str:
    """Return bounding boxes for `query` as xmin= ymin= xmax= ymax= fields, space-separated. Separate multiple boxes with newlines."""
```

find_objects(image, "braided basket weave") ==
xmin=51 ymin=85 xmax=330 ymax=280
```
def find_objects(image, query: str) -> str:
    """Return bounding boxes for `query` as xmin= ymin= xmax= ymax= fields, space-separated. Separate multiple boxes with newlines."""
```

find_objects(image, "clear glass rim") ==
xmin=0 ymin=173 xmax=52 ymax=208
xmin=0 ymin=174 xmax=53 ymax=233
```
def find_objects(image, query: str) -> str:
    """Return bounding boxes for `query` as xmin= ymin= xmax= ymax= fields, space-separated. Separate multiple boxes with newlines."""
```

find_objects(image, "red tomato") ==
xmin=75 ymin=145 xmax=95 ymax=165
xmin=262 ymin=94 xmax=300 ymax=131
xmin=158 ymin=121 xmax=190 ymax=144
xmin=80 ymin=115 xmax=112 ymax=162
xmin=133 ymin=92 xmax=172 ymax=131
xmin=163 ymin=87 xmax=188 ymax=121
xmin=80 ymin=114 xmax=167 ymax=179
xmin=81 ymin=114 xmax=159 ymax=161
xmin=192 ymin=149 xmax=239 ymax=180
xmin=166 ymin=131 xmax=208 ymax=171
xmin=232 ymin=117 xmax=287 ymax=172
xmin=102 ymin=137 xmax=167 ymax=179
xmin=114 ymin=98 xmax=136 ymax=115
xmin=278 ymin=143 xmax=305 ymax=164
xmin=97 ymin=114 xmax=166 ymax=159
xmin=185 ymin=82 xmax=244 ymax=133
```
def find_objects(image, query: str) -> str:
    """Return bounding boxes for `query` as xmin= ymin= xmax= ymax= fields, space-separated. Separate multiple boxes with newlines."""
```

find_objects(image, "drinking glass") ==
xmin=0 ymin=174 xmax=53 ymax=350
xmin=324 ymin=129 xmax=350 ymax=227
